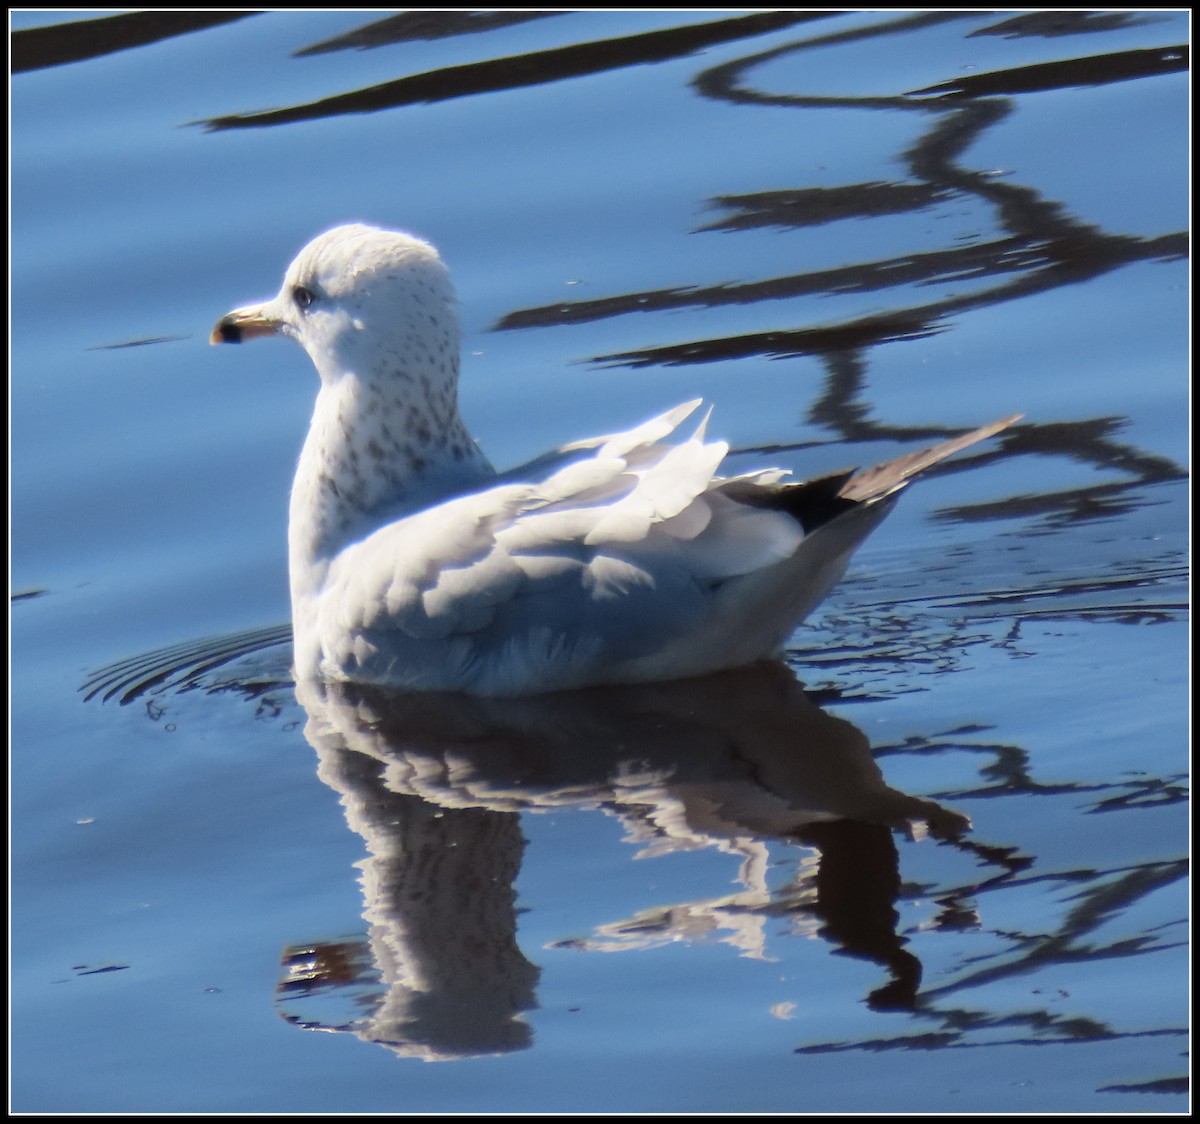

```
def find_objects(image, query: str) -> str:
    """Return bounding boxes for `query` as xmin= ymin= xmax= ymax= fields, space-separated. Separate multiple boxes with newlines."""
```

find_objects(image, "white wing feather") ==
xmin=307 ymin=405 xmax=807 ymax=691
xmin=303 ymin=403 xmax=1017 ymax=694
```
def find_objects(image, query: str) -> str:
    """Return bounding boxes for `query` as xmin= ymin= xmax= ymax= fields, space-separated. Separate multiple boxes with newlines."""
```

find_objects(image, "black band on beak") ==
xmin=212 ymin=316 xmax=245 ymax=344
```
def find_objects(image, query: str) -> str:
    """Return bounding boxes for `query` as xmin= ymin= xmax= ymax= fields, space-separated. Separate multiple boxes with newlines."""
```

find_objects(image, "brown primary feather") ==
xmin=838 ymin=415 xmax=1023 ymax=503
xmin=732 ymin=415 xmax=1023 ymax=534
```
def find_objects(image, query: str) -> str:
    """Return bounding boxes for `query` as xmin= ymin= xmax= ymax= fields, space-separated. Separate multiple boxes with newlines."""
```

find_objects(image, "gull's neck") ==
xmin=289 ymin=361 xmax=493 ymax=598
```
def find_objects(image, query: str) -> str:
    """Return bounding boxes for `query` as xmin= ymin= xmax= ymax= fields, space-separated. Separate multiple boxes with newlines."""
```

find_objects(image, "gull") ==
xmin=212 ymin=224 xmax=1018 ymax=697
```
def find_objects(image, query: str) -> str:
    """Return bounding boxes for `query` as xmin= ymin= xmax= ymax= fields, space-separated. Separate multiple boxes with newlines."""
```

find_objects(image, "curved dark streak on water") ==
xmin=907 ymin=44 xmax=1188 ymax=98
xmin=851 ymin=563 xmax=1190 ymax=618
xmin=797 ymin=1022 xmax=1188 ymax=1057
xmin=292 ymin=11 xmax=567 ymax=58
xmin=1098 ymin=1075 xmax=1190 ymax=1096
xmin=86 ymin=335 xmax=189 ymax=351
xmin=497 ymin=231 xmax=1186 ymax=336
xmin=937 ymin=479 xmax=1176 ymax=526
xmin=968 ymin=11 xmax=1159 ymax=41
xmin=10 ymin=10 xmax=261 ymax=75
xmin=197 ymin=11 xmax=833 ymax=131
xmin=928 ymin=420 xmax=1187 ymax=526
xmin=692 ymin=9 xmax=978 ymax=110
xmin=925 ymin=858 xmax=1189 ymax=994
xmin=879 ymin=730 xmax=1187 ymax=807
xmin=793 ymin=849 xmax=1188 ymax=1058
xmin=697 ymin=182 xmax=956 ymax=232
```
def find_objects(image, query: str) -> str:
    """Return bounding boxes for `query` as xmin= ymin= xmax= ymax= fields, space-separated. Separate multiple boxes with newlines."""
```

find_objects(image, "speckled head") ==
xmin=211 ymin=224 xmax=460 ymax=389
xmin=220 ymin=226 xmax=493 ymax=587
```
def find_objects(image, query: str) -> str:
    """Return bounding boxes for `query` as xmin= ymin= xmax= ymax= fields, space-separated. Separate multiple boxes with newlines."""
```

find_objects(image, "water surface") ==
xmin=10 ymin=10 xmax=1189 ymax=1113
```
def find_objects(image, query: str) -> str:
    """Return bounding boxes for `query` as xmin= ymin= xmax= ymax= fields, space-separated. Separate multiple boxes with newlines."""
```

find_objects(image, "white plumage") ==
xmin=212 ymin=224 xmax=1017 ymax=696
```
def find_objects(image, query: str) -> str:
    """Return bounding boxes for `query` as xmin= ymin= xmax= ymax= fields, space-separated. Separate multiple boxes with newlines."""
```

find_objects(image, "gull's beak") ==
xmin=210 ymin=302 xmax=280 ymax=345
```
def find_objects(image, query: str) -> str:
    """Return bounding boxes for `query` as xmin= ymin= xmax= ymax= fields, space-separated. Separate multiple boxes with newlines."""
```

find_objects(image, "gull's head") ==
xmin=211 ymin=224 xmax=458 ymax=385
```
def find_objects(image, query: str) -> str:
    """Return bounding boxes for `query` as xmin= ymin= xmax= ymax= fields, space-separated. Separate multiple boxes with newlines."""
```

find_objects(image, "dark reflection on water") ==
xmin=446 ymin=13 xmax=1186 ymax=532
xmin=932 ymin=419 xmax=1186 ymax=525
xmin=113 ymin=659 xmax=978 ymax=1058
xmin=908 ymin=43 xmax=1187 ymax=97
xmin=798 ymin=854 xmax=1187 ymax=1056
xmin=10 ymin=10 xmax=258 ymax=74
xmin=198 ymin=11 xmax=831 ymax=131
xmin=79 ymin=617 xmax=1185 ymax=1067
xmin=968 ymin=11 xmax=1159 ymax=40
xmin=293 ymin=11 xmax=566 ymax=58
xmin=789 ymin=545 xmax=1188 ymax=703
xmin=85 ymin=335 xmax=190 ymax=352
xmin=872 ymin=727 xmax=1189 ymax=809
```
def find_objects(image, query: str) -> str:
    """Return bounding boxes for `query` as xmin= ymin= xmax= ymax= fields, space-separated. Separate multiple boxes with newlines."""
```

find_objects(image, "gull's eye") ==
xmin=292 ymin=285 xmax=316 ymax=310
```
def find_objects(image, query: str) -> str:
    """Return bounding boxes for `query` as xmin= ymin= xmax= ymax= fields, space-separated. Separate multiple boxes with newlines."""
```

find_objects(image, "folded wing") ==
xmin=312 ymin=406 xmax=1020 ymax=694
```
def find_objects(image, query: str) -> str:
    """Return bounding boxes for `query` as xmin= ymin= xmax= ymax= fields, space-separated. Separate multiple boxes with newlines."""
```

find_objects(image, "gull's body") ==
xmin=213 ymin=224 xmax=1017 ymax=697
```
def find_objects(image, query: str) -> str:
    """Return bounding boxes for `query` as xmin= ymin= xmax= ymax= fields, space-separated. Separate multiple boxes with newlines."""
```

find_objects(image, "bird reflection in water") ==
xmin=277 ymin=661 xmax=969 ymax=1060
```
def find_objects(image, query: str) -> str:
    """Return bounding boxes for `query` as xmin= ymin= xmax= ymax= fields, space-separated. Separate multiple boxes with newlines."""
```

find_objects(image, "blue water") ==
xmin=11 ymin=10 xmax=1189 ymax=1113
